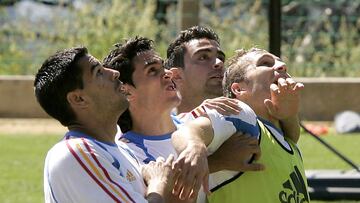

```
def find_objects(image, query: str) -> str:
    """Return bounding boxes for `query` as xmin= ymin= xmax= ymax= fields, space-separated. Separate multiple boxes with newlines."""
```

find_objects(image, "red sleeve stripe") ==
xmin=191 ymin=110 xmax=198 ymax=118
xmin=81 ymin=138 xmax=135 ymax=203
xmin=201 ymin=105 xmax=207 ymax=113
xmin=65 ymin=139 xmax=126 ymax=203
xmin=191 ymin=105 xmax=207 ymax=119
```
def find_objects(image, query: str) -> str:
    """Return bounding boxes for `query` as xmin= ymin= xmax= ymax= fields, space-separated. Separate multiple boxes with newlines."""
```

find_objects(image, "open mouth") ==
xmin=166 ymin=80 xmax=177 ymax=91
xmin=210 ymin=75 xmax=223 ymax=80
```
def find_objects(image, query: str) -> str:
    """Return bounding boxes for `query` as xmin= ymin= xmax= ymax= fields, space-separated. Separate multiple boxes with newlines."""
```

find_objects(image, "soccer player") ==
xmin=166 ymin=26 xmax=300 ymax=141
xmin=103 ymin=37 xmax=264 ymax=202
xmin=166 ymin=26 xmax=309 ymax=202
xmin=35 ymin=47 xmax=175 ymax=203
xmin=168 ymin=43 xmax=309 ymax=202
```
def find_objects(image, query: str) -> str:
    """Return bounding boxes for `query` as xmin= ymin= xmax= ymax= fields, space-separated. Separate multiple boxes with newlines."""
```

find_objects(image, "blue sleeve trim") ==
xmin=171 ymin=114 xmax=184 ymax=126
xmin=224 ymin=117 xmax=260 ymax=138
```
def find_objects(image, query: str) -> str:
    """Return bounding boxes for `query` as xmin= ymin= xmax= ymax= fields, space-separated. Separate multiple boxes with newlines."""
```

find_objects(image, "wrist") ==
xmin=146 ymin=179 xmax=170 ymax=200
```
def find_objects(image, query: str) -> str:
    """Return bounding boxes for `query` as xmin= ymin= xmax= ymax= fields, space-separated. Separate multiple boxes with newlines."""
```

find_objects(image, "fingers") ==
xmin=251 ymin=145 xmax=262 ymax=160
xmin=276 ymin=77 xmax=303 ymax=93
xmin=179 ymin=170 xmax=196 ymax=200
xmin=156 ymin=156 xmax=165 ymax=163
xmin=241 ymin=162 xmax=265 ymax=172
xmin=202 ymin=173 xmax=210 ymax=195
xmin=294 ymin=82 xmax=304 ymax=91
xmin=203 ymin=97 xmax=241 ymax=115
xmin=277 ymin=78 xmax=288 ymax=91
xmin=165 ymin=154 xmax=175 ymax=165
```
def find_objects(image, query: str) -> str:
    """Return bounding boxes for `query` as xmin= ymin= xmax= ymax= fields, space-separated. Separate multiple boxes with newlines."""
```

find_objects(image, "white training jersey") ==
xmin=117 ymin=115 xmax=182 ymax=164
xmin=118 ymin=101 xmax=259 ymax=198
xmin=44 ymin=131 xmax=147 ymax=203
xmin=178 ymin=100 xmax=260 ymax=199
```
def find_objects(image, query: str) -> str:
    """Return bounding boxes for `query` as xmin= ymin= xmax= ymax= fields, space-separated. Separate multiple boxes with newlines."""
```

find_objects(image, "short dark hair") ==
xmin=34 ymin=47 xmax=87 ymax=126
xmin=103 ymin=36 xmax=154 ymax=133
xmin=103 ymin=36 xmax=154 ymax=87
xmin=166 ymin=26 xmax=220 ymax=69
xmin=223 ymin=48 xmax=266 ymax=98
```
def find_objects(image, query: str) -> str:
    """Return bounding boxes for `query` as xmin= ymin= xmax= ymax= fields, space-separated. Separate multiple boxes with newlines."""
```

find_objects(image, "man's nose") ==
xmin=108 ymin=68 xmax=120 ymax=80
xmin=213 ymin=58 xmax=224 ymax=70
xmin=163 ymin=69 xmax=173 ymax=80
xmin=274 ymin=61 xmax=287 ymax=72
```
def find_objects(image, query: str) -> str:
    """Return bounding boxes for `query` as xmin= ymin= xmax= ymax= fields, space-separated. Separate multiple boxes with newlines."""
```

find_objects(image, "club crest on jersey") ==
xmin=126 ymin=170 xmax=136 ymax=182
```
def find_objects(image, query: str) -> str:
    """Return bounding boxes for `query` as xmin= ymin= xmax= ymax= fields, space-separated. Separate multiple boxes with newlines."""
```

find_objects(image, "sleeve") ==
xmin=44 ymin=139 xmax=147 ymax=203
xmin=206 ymin=101 xmax=260 ymax=154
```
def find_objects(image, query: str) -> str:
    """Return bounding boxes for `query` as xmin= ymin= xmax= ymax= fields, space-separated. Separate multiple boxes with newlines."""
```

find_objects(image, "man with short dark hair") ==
xmin=166 ymin=26 xmax=308 ymax=202
xmin=35 ymin=47 xmax=175 ymax=203
xmin=166 ymin=26 xmax=225 ymax=114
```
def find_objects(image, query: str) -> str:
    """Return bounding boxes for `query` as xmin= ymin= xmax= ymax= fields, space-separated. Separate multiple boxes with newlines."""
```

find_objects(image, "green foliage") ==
xmin=0 ymin=0 xmax=171 ymax=75
xmin=200 ymin=0 xmax=269 ymax=58
xmin=282 ymin=15 xmax=360 ymax=77
xmin=0 ymin=0 xmax=359 ymax=76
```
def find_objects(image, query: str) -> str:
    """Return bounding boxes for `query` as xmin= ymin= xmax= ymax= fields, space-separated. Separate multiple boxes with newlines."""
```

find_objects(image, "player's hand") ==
xmin=142 ymin=155 xmax=175 ymax=199
xmin=264 ymin=77 xmax=304 ymax=120
xmin=172 ymin=142 xmax=209 ymax=200
xmin=208 ymin=132 xmax=265 ymax=172
xmin=201 ymin=97 xmax=241 ymax=116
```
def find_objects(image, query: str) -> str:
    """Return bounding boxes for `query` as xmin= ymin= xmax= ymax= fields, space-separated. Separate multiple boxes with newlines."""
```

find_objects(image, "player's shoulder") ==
xmin=47 ymin=137 xmax=99 ymax=165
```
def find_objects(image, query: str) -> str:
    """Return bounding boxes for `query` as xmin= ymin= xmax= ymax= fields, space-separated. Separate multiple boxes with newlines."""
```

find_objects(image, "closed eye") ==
xmin=260 ymin=61 xmax=274 ymax=67
xmin=257 ymin=55 xmax=275 ymax=67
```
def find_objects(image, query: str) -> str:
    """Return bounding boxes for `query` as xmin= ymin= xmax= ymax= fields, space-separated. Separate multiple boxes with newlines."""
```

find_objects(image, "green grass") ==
xmin=298 ymin=133 xmax=360 ymax=203
xmin=298 ymin=133 xmax=360 ymax=170
xmin=0 ymin=133 xmax=63 ymax=203
xmin=0 ymin=132 xmax=359 ymax=202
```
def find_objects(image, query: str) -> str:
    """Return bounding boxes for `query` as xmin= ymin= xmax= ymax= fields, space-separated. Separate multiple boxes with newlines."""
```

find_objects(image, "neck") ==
xmin=68 ymin=113 xmax=118 ymax=143
xmin=129 ymin=106 xmax=176 ymax=135
xmin=254 ymin=107 xmax=281 ymax=129
xmin=177 ymin=93 xmax=208 ymax=114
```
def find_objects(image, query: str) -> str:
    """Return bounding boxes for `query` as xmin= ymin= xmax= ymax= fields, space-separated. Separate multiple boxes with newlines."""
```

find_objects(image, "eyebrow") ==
xmin=144 ymin=59 xmax=164 ymax=69
xmin=90 ymin=62 xmax=101 ymax=75
xmin=194 ymin=48 xmax=225 ymax=59
xmin=194 ymin=48 xmax=212 ymax=55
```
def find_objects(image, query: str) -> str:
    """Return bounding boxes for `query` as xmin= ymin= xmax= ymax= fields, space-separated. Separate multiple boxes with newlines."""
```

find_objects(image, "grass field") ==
xmin=0 ymin=132 xmax=359 ymax=202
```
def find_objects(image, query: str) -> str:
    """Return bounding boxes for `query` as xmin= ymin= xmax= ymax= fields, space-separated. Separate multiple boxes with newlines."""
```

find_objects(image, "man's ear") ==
xmin=67 ymin=90 xmax=88 ymax=109
xmin=231 ymin=82 xmax=248 ymax=98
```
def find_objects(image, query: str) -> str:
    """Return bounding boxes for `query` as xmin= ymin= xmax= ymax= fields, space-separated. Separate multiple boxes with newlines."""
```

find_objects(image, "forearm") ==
xmin=280 ymin=115 xmax=300 ymax=143
xmin=172 ymin=117 xmax=214 ymax=153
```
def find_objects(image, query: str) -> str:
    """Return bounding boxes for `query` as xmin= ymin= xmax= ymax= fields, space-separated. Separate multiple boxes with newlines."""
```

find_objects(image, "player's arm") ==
xmin=264 ymin=77 xmax=304 ymax=143
xmin=280 ymin=115 xmax=301 ymax=143
xmin=171 ymin=116 xmax=212 ymax=200
xmin=170 ymin=100 xmax=264 ymax=199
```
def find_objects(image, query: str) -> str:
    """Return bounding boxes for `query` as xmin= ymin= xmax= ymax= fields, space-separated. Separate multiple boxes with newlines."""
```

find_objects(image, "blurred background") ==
xmin=0 ymin=0 xmax=359 ymax=202
xmin=1 ymin=0 xmax=359 ymax=77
